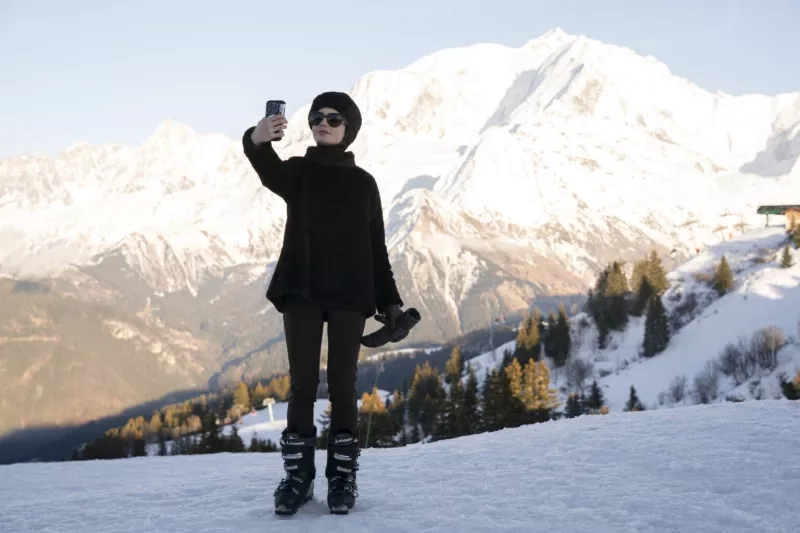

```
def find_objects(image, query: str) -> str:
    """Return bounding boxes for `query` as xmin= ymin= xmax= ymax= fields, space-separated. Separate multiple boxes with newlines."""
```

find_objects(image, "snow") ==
xmin=364 ymin=346 xmax=440 ymax=362
xmin=569 ymin=226 xmax=800 ymax=411
xmin=2 ymin=400 xmax=798 ymax=532
xmin=451 ymin=226 xmax=800 ymax=416
xmin=221 ymin=394 xmax=387 ymax=444
xmin=464 ymin=339 xmax=517 ymax=386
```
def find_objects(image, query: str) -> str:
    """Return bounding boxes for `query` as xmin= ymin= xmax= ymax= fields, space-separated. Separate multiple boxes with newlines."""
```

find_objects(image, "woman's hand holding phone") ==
xmin=251 ymin=115 xmax=287 ymax=145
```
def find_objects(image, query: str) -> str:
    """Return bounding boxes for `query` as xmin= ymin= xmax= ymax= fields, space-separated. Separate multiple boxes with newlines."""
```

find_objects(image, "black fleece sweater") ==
xmin=242 ymin=127 xmax=403 ymax=317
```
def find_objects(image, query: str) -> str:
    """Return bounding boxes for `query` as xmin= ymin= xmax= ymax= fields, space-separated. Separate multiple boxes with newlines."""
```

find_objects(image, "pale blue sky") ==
xmin=0 ymin=0 xmax=797 ymax=158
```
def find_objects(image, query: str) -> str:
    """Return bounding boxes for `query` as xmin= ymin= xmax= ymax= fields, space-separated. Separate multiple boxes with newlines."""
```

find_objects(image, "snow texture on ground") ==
xmin=2 ymin=400 xmax=798 ymax=533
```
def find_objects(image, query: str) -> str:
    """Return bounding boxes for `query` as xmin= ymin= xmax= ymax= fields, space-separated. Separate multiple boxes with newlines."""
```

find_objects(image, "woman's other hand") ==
xmin=376 ymin=305 xmax=403 ymax=329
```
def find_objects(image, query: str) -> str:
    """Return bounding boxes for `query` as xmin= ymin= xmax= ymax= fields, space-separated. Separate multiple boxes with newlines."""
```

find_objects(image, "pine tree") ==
xmin=130 ymin=438 xmax=147 ymax=457
xmin=629 ymin=259 xmax=647 ymax=294
xmin=388 ymin=390 xmax=408 ymax=445
xmin=536 ymin=311 xmax=546 ymax=360
xmin=515 ymin=311 xmax=542 ymax=364
xmin=585 ymin=380 xmax=605 ymax=414
xmin=316 ymin=403 xmax=332 ymax=449
xmin=501 ymin=348 xmax=514 ymax=369
xmin=588 ymin=272 xmax=609 ymax=341
xmin=358 ymin=388 xmax=393 ymax=447
xmin=462 ymin=365 xmax=481 ymax=434
xmin=596 ymin=315 xmax=610 ymax=349
xmin=624 ymin=385 xmax=645 ymax=411
xmin=779 ymin=371 xmax=800 ymax=400
xmin=605 ymin=261 xmax=630 ymax=330
xmin=442 ymin=379 xmax=467 ymax=439
xmin=781 ymin=245 xmax=793 ymax=268
xmin=480 ymin=368 xmax=500 ymax=431
xmin=407 ymin=362 xmax=445 ymax=439
xmin=589 ymin=261 xmax=629 ymax=347
xmin=712 ymin=255 xmax=734 ymax=295
xmin=642 ymin=294 xmax=670 ymax=357
xmin=233 ymin=381 xmax=250 ymax=410
xmin=544 ymin=311 xmax=557 ymax=358
xmin=522 ymin=359 xmax=560 ymax=422
xmin=440 ymin=350 xmax=466 ymax=440
xmin=200 ymin=414 xmax=224 ymax=453
xmin=267 ymin=375 xmax=291 ymax=401
xmin=444 ymin=346 xmax=464 ymax=385
xmin=792 ymin=227 xmax=800 ymax=249
xmin=482 ymin=368 xmax=511 ymax=431
xmin=515 ymin=315 xmax=531 ymax=358
xmin=503 ymin=358 xmax=528 ymax=427
xmin=565 ymin=393 xmax=583 ymax=418
xmin=228 ymin=425 xmax=246 ymax=452
xmin=148 ymin=411 xmax=163 ymax=438
xmin=251 ymin=382 xmax=269 ymax=408
xmin=646 ymin=250 xmax=668 ymax=294
xmin=629 ymin=259 xmax=650 ymax=316
xmin=157 ymin=431 xmax=168 ymax=456
xmin=550 ymin=302 xmax=572 ymax=367
xmin=634 ymin=277 xmax=655 ymax=318
xmin=409 ymin=423 xmax=420 ymax=444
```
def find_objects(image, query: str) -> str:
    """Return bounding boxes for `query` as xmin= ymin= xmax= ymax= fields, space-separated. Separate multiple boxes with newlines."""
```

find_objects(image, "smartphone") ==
xmin=265 ymin=100 xmax=286 ymax=141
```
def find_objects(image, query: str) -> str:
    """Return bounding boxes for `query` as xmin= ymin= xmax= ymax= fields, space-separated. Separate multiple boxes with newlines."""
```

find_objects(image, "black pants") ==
xmin=283 ymin=295 xmax=366 ymax=437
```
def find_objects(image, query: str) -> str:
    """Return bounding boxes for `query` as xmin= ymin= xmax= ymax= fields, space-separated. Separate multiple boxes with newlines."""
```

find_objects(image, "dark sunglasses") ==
xmin=308 ymin=111 xmax=346 ymax=128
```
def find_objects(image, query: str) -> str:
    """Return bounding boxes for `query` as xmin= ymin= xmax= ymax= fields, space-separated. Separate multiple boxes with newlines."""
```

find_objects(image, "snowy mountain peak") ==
xmin=142 ymin=118 xmax=198 ymax=149
xmin=522 ymin=26 xmax=574 ymax=50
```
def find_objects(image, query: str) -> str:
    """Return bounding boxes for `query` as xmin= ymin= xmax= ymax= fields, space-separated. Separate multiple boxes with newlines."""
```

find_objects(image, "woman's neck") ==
xmin=304 ymin=144 xmax=356 ymax=167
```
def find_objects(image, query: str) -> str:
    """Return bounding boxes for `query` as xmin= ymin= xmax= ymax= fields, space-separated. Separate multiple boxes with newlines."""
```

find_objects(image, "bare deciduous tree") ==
xmin=668 ymin=374 xmax=688 ymax=403
xmin=693 ymin=360 xmax=720 ymax=404
xmin=565 ymin=358 xmax=594 ymax=394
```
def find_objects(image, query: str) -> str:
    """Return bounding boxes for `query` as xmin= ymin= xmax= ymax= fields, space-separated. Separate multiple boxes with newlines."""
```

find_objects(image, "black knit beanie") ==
xmin=309 ymin=91 xmax=362 ymax=149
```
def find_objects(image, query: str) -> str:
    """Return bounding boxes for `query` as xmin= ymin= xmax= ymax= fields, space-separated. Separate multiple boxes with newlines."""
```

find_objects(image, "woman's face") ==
xmin=310 ymin=107 xmax=346 ymax=146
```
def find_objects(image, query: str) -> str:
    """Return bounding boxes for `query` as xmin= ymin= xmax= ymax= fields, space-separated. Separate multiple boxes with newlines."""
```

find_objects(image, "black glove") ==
xmin=361 ymin=308 xmax=421 ymax=348
xmin=375 ymin=304 xmax=403 ymax=330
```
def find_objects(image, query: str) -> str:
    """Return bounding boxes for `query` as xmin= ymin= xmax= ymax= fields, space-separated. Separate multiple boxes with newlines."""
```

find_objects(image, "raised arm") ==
xmin=242 ymin=118 xmax=294 ymax=200
xmin=368 ymin=178 xmax=404 ymax=310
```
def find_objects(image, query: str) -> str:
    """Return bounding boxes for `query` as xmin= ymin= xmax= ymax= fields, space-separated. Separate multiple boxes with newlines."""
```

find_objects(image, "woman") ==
xmin=242 ymin=91 xmax=404 ymax=515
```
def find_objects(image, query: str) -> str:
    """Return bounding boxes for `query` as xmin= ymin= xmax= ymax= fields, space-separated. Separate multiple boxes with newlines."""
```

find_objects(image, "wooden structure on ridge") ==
xmin=756 ymin=205 xmax=800 ymax=230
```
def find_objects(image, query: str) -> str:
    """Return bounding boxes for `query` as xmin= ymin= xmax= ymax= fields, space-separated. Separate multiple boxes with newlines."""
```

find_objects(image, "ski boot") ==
xmin=325 ymin=430 xmax=360 ymax=514
xmin=273 ymin=429 xmax=317 ymax=515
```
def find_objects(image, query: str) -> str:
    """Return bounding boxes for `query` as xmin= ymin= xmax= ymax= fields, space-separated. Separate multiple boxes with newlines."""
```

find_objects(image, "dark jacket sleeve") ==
xmin=242 ymin=126 xmax=294 ymax=201
xmin=368 ymin=178 xmax=404 ymax=309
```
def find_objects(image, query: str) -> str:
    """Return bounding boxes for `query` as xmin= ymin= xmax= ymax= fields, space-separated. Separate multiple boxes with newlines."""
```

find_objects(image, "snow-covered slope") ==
xmin=3 ymin=400 xmax=798 ymax=532
xmin=590 ymin=227 xmax=800 ymax=411
xmin=459 ymin=227 xmax=800 ymax=413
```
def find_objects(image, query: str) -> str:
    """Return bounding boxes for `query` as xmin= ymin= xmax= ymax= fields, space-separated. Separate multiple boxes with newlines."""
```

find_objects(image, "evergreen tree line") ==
xmin=70 ymin=275 xmax=645 ymax=460
xmin=512 ymin=305 xmax=572 ymax=368
xmin=340 ymin=341 xmax=611 ymax=450
xmin=72 ymin=310 xmax=664 ymax=460
xmin=71 ymin=413 xmax=277 ymax=461
xmin=586 ymin=251 xmax=671 ymax=355
xmin=582 ymin=250 xmax=734 ymax=360
xmin=71 ymin=374 xmax=292 ymax=460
